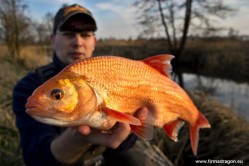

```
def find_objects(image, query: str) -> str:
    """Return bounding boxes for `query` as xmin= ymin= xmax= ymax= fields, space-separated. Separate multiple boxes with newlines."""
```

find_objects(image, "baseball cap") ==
xmin=53 ymin=4 xmax=97 ymax=34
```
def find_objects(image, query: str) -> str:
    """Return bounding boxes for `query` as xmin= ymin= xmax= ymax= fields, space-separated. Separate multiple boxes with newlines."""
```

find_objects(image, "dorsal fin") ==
xmin=142 ymin=54 xmax=174 ymax=77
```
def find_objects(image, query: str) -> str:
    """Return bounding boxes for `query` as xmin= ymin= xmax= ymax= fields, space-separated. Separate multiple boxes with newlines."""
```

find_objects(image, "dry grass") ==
xmin=0 ymin=45 xmax=8 ymax=55
xmin=0 ymin=45 xmax=50 ymax=166
xmin=135 ymin=138 xmax=174 ymax=166
xmin=20 ymin=45 xmax=51 ymax=69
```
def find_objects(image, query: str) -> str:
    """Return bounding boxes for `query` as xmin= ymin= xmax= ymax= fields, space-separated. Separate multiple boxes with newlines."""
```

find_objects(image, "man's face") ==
xmin=51 ymin=16 xmax=96 ymax=65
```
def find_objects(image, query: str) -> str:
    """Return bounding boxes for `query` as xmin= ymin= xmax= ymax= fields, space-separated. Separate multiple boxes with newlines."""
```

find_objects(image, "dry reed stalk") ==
xmin=135 ymin=138 xmax=175 ymax=166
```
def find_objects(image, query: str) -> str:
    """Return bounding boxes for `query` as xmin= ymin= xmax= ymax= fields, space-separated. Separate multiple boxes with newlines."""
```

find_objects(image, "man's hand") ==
xmin=51 ymin=107 xmax=149 ymax=164
xmin=76 ymin=123 xmax=130 ymax=149
xmin=75 ymin=107 xmax=149 ymax=148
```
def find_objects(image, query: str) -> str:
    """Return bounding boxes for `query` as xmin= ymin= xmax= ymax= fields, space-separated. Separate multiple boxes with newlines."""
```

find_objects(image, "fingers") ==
xmin=105 ymin=123 xmax=130 ymax=149
xmin=76 ymin=125 xmax=91 ymax=135
xmin=75 ymin=123 xmax=131 ymax=149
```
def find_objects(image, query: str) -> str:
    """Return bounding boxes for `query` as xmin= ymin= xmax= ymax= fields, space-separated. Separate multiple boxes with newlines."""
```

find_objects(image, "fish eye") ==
xmin=51 ymin=89 xmax=64 ymax=100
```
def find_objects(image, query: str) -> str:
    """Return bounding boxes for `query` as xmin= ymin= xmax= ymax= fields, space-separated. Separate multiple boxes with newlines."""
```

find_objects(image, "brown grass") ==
xmin=0 ymin=45 xmax=50 ymax=166
xmin=20 ymin=45 xmax=51 ymax=69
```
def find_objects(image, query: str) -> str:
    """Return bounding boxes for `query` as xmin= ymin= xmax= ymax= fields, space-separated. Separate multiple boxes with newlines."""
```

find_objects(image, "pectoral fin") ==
xmin=101 ymin=107 xmax=141 ymax=126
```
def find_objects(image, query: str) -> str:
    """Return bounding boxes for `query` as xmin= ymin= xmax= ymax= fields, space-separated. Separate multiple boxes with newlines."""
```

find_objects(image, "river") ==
xmin=182 ymin=73 xmax=249 ymax=121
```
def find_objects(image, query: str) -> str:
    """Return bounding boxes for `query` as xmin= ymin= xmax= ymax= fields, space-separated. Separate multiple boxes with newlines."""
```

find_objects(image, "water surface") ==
xmin=183 ymin=73 xmax=249 ymax=121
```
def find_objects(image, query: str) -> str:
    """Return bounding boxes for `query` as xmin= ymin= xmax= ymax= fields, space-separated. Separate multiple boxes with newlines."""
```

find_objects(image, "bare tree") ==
xmin=32 ymin=12 xmax=53 ymax=45
xmin=134 ymin=0 xmax=235 ymax=87
xmin=43 ymin=12 xmax=54 ymax=35
xmin=0 ymin=0 xmax=30 ymax=62
xmin=30 ymin=12 xmax=54 ymax=58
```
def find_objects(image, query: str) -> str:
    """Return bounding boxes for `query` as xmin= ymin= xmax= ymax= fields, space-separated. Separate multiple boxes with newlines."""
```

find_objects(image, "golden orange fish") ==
xmin=25 ymin=54 xmax=210 ymax=155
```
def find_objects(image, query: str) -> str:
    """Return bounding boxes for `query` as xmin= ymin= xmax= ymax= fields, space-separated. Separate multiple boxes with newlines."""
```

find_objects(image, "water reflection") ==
xmin=183 ymin=73 xmax=249 ymax=121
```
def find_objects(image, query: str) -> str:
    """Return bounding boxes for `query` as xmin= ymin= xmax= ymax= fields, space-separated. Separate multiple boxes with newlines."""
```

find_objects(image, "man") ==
xmin=12 ymin=4 xmax=151 ymax=166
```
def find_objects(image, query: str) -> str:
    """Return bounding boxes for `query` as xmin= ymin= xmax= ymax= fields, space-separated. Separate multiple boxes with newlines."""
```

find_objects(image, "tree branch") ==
xmin=178 ymin=0 xmax=192 ymax=58
xmin=157 ymin=0 xmax=173 ymax=52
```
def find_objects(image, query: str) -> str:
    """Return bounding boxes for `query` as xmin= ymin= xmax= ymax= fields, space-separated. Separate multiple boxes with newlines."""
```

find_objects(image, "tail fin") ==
xmin=190 ymin=112 xmax=211 ymax=155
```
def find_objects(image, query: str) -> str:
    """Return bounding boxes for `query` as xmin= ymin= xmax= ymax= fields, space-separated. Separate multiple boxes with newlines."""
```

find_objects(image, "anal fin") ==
xmin=163 ymin=119 xmax=185 ymax=142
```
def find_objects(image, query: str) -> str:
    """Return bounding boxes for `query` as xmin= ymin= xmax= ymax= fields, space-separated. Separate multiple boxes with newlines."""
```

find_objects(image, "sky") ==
xmin=24 ymin=0 xmax=249 ymax=39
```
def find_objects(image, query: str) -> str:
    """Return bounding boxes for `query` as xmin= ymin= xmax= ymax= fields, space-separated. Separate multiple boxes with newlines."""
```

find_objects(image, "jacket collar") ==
xmin=52 ymin=54 xmax=67 ymax=71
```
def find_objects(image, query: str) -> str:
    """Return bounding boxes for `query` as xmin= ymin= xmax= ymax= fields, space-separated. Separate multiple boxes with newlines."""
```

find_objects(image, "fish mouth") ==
xmin=31 ymin=115 xmax=72 ymax=126
xmin=25 ymin=102 xmax=70 ymax=126
xmin=25 ymin=98 xmax=49 ymax=116
xmin=25 ymin=105 xmax=44 ymax=115
xmin=25 ymin=100 xmax=80 ymax=127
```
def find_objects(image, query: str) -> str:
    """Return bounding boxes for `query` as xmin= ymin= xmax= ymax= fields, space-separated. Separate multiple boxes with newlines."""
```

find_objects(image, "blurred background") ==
xmin=0 ymin=0 xmax=248 ymax=165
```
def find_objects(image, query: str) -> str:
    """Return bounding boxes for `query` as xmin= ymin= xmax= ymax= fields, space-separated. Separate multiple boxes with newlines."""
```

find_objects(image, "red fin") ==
xmin=190 ymin=113 xmax=211 ymax=155
xmin=163 ymin=119 xmax=185 ymax=142
xmin=142 ymin=54 xmax=174 ymax=77
xmin=130 ymin=109 xmax=154 ymax=140
xmin=102 ymin=107 xmax=141 ymax=126
xmin=130 ymin=122 xmax=153 ymax=140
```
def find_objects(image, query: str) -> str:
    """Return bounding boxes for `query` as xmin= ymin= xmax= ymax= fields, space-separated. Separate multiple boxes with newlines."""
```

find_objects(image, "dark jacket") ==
xmin=12 ymin=55 xmax=137 ymax=166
